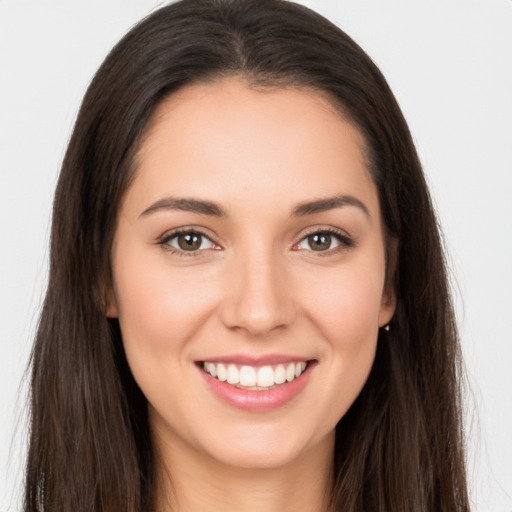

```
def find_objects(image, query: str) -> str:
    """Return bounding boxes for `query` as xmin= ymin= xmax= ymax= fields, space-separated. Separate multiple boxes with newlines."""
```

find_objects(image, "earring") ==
xmin=383 ymin=324 xmax=390 ymax=332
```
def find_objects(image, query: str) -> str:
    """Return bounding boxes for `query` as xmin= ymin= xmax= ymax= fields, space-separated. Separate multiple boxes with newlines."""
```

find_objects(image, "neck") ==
xmin=153 ymin=426 xmax=334 ymax=512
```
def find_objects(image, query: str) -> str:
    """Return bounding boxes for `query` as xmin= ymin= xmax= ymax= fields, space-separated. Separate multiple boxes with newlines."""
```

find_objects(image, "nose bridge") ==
xmin=221 ymin=241 xmax=294 ymax=336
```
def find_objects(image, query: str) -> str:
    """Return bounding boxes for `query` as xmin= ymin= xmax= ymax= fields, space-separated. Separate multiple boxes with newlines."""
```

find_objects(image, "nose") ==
xmin=219 ymin=247 xmax=296 ymax=337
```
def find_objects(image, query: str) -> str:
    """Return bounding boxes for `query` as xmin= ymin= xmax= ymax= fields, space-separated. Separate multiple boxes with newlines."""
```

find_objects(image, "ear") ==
xmin=378 ymin=236 xmax=398 ymax=327
xmin=103 ymin=284 xmax=119 ymax=318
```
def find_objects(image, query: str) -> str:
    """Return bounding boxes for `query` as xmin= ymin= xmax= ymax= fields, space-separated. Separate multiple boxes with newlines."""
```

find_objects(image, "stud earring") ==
xmin=383 ymin=324 xmax=390 ymax=332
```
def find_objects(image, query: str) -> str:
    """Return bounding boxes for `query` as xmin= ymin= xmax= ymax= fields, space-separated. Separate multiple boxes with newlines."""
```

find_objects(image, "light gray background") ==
xmin=1 ymin=1 xmax=511 ymax=510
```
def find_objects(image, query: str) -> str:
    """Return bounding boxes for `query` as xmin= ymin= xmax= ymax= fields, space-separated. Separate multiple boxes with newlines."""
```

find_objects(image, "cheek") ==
xmin=296 ymin=257 xmax=385 ymax=417
xmin=112 ymin=247 xmax=218 ymax=362
xmin=301 ymin=259 xmax=386 ymax=342
xmin=112 ymin=254 xmax=224 ymax=422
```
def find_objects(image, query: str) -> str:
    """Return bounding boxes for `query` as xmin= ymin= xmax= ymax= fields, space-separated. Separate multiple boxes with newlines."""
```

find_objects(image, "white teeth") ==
xmin=202 ymin=360 xmax=309 ymax=388
xmin=274 ymin=364 xmax=286 ymax=384
xmin=286 ymin=363 xmax=296 ymax=382
xmin=216 ymin=363 xmax=227 ymax=382
xmin=239 ymin=365 xmax=257 ymax=386
xmin=256 ymin=366 xmax=274 ymax=387
xmin=227 ymin=364 xmax=240 ymax=385
xmin=296 ymin=361 xmax=306 ymax=377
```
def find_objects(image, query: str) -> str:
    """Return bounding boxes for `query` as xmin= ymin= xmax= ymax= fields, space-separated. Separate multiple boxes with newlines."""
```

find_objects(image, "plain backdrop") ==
xmin=1 ymin=1 xmax=511 ymax=510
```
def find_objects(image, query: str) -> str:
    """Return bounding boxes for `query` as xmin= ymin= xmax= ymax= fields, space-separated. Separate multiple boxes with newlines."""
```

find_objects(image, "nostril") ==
xmin=218 ymin=258 xmax=297 ymax=336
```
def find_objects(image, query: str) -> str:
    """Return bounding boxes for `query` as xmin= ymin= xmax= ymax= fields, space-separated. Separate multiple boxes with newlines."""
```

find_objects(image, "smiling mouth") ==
xmin=200 ymin=361 xmax=311 ymax=390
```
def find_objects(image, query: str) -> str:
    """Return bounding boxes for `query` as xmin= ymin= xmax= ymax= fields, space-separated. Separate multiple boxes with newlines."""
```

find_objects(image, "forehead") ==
xmin=126 ymin=78 xmax=378 ymax=218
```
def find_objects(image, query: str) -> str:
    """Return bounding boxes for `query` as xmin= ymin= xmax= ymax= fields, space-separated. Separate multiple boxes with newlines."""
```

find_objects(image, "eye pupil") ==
xmin=308 ymin=233 xmax=331 ymax=251
xmin=178 ymin=233 xmax=202 ymax=251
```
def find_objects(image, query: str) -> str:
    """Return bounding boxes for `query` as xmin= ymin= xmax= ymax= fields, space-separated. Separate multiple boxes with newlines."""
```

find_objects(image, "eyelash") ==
xmin=157 ymin=229 xmax=218 ymax=257
xmin=157 ymin=227 xmax=355 ymax=257
xmin=294 ymin=227 xmax=355 ymax=256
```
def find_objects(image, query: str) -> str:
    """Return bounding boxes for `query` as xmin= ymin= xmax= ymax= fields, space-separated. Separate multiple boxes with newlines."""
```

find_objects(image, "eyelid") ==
xmin=156 ymin=227 xmax=221 ymax=256
xmin=293 ymin=226 xmax=355 ymax=253
xmin=155 ymin=225 xmax=354 ymax=256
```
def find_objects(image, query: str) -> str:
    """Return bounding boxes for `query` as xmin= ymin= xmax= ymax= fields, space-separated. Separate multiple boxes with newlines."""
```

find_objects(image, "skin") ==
xmin=108 ymin=78 xmax=396 ymax=512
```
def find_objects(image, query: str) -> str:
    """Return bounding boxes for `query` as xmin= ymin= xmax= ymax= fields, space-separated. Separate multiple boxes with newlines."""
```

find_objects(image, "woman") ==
xmin=24 ymin=0 xmax=470 ymax=510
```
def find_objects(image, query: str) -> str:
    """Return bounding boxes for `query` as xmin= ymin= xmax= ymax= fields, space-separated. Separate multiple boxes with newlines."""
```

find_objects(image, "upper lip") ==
xmin=197 ymin=354 xmax=313 ymax=366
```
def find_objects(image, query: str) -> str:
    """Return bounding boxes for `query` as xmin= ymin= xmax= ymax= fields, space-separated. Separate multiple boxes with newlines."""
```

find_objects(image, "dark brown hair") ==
xmin=25 ymin=0 xmax=469 ymax=510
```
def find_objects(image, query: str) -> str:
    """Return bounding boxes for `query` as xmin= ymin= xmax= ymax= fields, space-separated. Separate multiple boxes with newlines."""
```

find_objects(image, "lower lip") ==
xmin=198 ymin=363 xmax=315 ymax=412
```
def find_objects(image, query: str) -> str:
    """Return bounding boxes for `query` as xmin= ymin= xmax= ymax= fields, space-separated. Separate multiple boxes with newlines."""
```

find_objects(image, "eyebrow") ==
xmin=140 ymin=194 xmax=370 ymax=219
xmin=140 ymin=197 xmax=226 ymax=217
xmin=291 ymin=194 xmax=371 ymax=219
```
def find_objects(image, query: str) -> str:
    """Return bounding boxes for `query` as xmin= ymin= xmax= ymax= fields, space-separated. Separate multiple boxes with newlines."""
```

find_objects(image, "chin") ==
xmin=194 ymin=420 xmax=334 ymax=471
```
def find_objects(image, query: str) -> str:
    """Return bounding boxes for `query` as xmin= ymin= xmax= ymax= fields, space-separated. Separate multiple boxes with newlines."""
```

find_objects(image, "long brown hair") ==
xmin=25 ymin=1 xmax=469 ymax=510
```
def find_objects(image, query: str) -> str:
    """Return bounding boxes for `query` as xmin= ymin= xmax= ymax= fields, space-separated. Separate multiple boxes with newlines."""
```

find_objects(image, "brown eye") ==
xmin=295 ymin=230 xmax=352 ymax=253
xmin=307 ymin=233 xmax=332 ymax=251
xmin=165 ymin=231 xmax=215 ymax=252
xmin=177 ymin=233 xmax=202 ymax=250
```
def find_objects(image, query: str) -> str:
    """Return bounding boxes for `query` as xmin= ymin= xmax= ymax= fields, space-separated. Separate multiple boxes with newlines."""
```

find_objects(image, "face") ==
xmin=108 ymin=79 xmax=396 ymax=470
